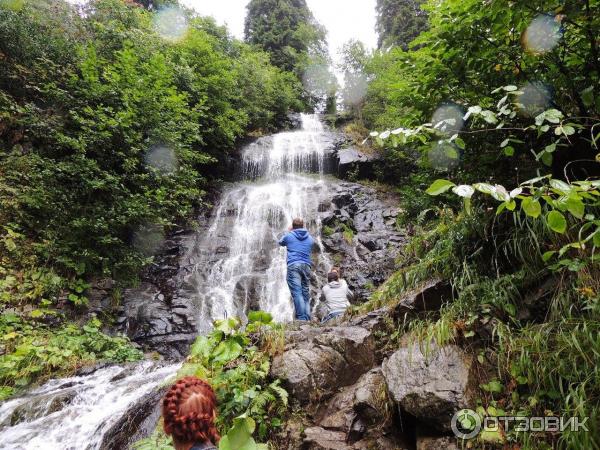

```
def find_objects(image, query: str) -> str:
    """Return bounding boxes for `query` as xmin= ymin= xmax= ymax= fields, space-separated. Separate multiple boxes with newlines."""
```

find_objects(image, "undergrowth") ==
xmin=133 ymin=311 xmax=288 ymax=450
xmin=361 ymin=205 xmax=600 ymax=448
xmin=0 ymin=314 xmax=142 ymax=400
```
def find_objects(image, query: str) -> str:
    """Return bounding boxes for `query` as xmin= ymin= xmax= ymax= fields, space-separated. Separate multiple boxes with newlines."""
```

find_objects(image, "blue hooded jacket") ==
xmin=278 ymin=228 xmax=314 ymax=267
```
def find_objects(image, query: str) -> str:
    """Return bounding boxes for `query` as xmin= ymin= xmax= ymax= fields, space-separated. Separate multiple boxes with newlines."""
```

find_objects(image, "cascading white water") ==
xmin=184 ymin=113 xmax=333 ymax=331
xmin=0 ymin=362 xmax=179 ymax=450
xmin=0 ymin=114 xmax=335 ymax=449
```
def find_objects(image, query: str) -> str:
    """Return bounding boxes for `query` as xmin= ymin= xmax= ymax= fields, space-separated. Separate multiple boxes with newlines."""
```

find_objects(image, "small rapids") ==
xmin=0 ymin=114 xmax=337 ymax=449
xmin=0 ymin=362 xmax=179 ymax=450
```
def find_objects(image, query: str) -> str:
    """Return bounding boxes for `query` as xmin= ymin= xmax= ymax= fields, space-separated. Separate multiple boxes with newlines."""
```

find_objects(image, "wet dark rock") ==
xmin=74 ymin=362 xmax=112 ymax=377
xmin=334 ymin=147 xmax=383 ymax=180
xmin=232 ymin=275 xmax=263 ymax=312
xmin=99 ymin=385 xmax=167 ymax=450
xmin=393 ymin=279 xmax=453 ymax=318
xmin=3 ymin=390 xmax=76 ymax=427
xmin=120 ymin=282 xmax=196 ymax=359
xmin=382 ymin=343 xmax=477 ymax=432
xmin=318 ymin=182 xmax=405 ymax=302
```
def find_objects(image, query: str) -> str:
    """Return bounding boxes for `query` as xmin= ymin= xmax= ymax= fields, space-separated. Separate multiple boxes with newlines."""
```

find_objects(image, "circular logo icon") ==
xmin=451 ymin=408 xmax=482 ymax=439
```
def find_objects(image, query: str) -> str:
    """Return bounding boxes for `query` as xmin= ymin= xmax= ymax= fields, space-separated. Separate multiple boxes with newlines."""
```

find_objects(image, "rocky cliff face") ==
xmin=320 ymin=182 xmax=405 ymax=301
xmin=117 ymin=180 xmax=405 ymax=359
xmin=270 ymin=282 xmax=472 ymax=450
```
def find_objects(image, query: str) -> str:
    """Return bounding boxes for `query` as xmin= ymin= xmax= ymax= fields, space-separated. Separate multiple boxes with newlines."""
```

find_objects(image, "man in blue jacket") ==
xmin=278 ymin=218 xmax=315 ymax=321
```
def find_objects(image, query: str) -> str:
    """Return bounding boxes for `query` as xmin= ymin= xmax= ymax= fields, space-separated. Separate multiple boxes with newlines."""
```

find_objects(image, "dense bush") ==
xmin=0 ymin=0 xmax=304 ymax=307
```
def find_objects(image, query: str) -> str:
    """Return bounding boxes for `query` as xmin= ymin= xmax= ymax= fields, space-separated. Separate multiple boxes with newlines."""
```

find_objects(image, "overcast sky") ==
xmin=68 ymin=0 xmax=378 ymax=73
xmin=179 ymin=0 xmax=378 ymax=62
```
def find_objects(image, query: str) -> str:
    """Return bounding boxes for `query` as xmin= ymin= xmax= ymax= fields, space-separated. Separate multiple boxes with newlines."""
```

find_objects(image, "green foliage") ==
xmin=134 ymin=313 xmax=287 ymax=449
xmin=0 ymin=313 xmax=142 ymax=398
xmin=244 ymin=0 xmax=327 ymax=76
xmin=0 ymin=0 xmax=303 ymax=310
xmin=376 ymin=0 xmax=428 ymax=50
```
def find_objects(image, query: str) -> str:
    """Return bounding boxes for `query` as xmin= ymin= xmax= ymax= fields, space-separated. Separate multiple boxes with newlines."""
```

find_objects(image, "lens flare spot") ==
xmin=428 ymin=142 xmax=461 ymax=171
xmin=343 ymin=74 xmax=368 ymax=106
xmin=518 ymin=82 xmax=552 ymax=116
xmin=302 ymin=63 xmax=336 ymax=99
xmin=432 ymin=104 xmax=465 ymax=136
xmin=522 ymin=14 xmax=562 ymax=54
xmin=133 ymin=223 xmax=164 ymax=257
xmin=145 ymin=145 xmax=179 ymax=174
xmin=153 ymin=6 xmax=189 ymax=43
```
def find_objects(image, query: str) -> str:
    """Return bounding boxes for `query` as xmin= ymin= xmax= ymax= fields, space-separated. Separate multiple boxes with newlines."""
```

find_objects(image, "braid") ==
xmin=163 ymin=376 xmax=220 ymax=445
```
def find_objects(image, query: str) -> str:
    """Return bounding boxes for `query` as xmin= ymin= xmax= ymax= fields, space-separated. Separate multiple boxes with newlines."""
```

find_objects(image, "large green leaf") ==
xmin=547 ymin=210 xmax=567 ymax=234
xmin=247 ymin=311 xmax=273 ymax=325
xmin=521 ymin=197 xmax=541 ymax=218
xmin=565 ymin=196 xmax=585 ymax=219
xmin=219 ymin=417 xmax=261 ymax=450
xmin=212 ymin=338 xmax=243 ymax=364
xmin=426 ymin=179 xmax=455 ymax=196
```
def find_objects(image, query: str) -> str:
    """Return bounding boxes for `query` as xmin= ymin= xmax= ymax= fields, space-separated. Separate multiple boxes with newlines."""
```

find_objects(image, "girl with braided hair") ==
xmin=162 ymin=376 xmax=220 ymax=450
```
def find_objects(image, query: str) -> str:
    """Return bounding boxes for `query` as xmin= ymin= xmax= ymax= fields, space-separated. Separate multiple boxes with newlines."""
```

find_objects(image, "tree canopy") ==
xmin=244 ymin=0 xmax=328 ymax=76
xmin=376 ymin=0 xmax=428 ymax=49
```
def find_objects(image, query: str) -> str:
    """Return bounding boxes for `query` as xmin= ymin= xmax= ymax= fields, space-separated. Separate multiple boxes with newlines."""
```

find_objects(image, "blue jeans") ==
xmin=287 ymin=263 xmax=311 ymax=321
xmin=321 ymin=310 xmax=345 ymax=323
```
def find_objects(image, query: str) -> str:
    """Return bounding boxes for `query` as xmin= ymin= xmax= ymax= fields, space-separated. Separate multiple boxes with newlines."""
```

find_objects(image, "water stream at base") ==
xmin=0 ymin=114 xmax=336 ymax=449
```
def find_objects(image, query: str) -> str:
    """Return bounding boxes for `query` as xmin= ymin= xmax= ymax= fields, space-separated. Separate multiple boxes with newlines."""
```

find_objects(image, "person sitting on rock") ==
xmin=278 ymin=218 xmax=315 ymax=321
xmin=162 ymin=376 xmax=219 ymax=450
xmin=321 ymin=270 xmax=353 ymax=323
xmin=330 ymin=266 xmax=349 ymax=289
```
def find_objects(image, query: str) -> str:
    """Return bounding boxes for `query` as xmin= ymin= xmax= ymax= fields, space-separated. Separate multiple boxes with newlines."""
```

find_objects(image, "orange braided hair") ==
xmin=162 ymin=376 xmax=220 ymax=445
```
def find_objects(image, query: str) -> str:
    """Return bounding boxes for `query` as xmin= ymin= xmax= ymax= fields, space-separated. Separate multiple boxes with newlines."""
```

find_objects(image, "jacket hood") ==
xmin=327 ymin=281 xmax=342 ymax=288
xmin=291 ymin=229 xmax=310 ymax=241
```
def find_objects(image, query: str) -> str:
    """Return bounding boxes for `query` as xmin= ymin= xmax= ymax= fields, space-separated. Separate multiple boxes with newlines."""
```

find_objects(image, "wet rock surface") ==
xmin=319 ymin=182 xmax=405 ymax=302
xmin=99 ymin=385 xmax=167 ymax=450
xmin=335 ymin=146 xmax=383 ymax=180
xmin=118 ymin=229 xmax=202 ymax=359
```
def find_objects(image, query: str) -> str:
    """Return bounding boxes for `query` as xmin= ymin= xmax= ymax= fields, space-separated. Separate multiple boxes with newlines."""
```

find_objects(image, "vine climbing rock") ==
xmin=382 ymin=343 xmax=478 ymax=432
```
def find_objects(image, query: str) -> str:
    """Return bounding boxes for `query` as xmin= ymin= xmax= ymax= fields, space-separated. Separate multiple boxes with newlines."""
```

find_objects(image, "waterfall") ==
xmin=182 ymin=113 xmax=333 ymax=332
xmin=0 ymin=114 xmax=335 ymax=449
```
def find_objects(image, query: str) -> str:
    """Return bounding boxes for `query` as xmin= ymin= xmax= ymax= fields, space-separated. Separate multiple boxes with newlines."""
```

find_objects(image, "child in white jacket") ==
xmin=321 ymin=270 xmax=353 ymax=323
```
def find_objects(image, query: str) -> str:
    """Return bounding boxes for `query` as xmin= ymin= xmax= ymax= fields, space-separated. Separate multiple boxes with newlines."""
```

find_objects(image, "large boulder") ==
xmin=335 ymin=147 xmax=382 ymax=180
xmin=271 ymin=325 xmax=376 ymax=405
xmin=382 ymin=344 xmax=477 ymax=432
xmin=315 ymin=368 xmax=391 ymax=441
xmin=393 ymin=279 xmax=453 ymax=319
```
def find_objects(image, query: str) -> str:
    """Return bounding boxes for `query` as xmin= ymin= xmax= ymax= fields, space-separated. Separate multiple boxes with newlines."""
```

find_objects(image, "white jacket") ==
xmin=321 ymin=280 xmax=352 ymax=314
